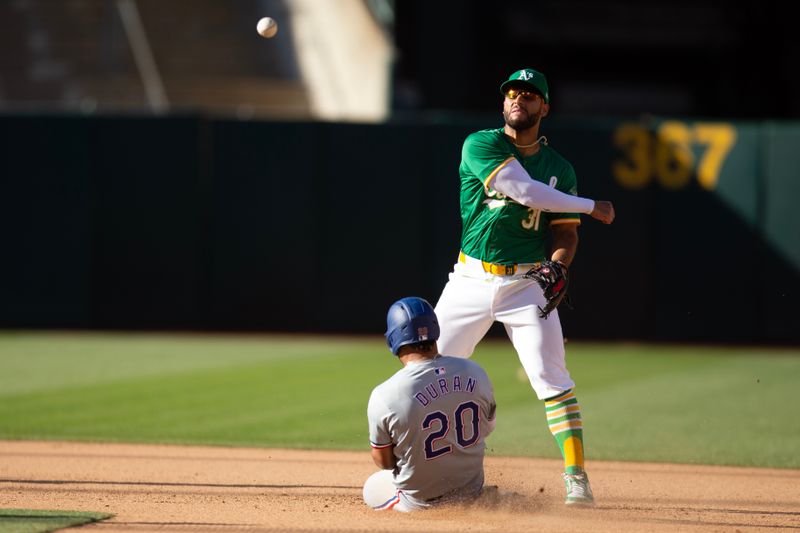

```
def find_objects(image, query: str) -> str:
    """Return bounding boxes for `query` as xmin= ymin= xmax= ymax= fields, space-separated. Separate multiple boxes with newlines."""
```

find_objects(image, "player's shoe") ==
xmin=562 ymin=470 xmax=594 ymax=506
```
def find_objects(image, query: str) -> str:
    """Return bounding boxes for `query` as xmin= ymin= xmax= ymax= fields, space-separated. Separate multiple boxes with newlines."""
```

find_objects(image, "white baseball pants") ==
xmin=434 ymin=255 xmax=575 ymax=400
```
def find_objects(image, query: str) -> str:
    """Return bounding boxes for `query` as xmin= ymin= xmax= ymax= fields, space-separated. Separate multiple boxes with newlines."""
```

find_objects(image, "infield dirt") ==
xmin=1 ymin=440 xmax=798 ymax=532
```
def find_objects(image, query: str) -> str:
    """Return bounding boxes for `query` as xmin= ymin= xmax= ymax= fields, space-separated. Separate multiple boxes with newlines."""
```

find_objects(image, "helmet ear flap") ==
xmin=385 ymin=328 xmax=402 ymax=352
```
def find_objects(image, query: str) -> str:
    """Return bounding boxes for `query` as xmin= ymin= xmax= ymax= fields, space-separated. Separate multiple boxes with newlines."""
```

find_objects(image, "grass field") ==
xmin=1 ymin=331 xmax=798 ymax=468
xmin=0 ymin=509 xmax=111 ymax=533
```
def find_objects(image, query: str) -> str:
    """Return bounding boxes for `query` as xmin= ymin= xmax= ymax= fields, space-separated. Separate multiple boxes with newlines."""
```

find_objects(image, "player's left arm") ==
xmin=367 ymin=391 xmax=397 ymax=469
xmin=548 ymin=161 xmax=580 ymax=268
xmin=371 ymin=445 xmax=397 ymax=469
xmin=485 ymin=401 xmax=497 ymax=435
xmin=479 ymin=366 xmax=498 ymax=436
xmin=550 ymin=222 xmax=579 ymax=268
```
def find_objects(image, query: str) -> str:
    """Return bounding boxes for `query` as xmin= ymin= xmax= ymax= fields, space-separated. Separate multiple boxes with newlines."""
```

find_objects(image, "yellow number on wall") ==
xmin=693 ymin=123 xmax=737 ymax=191
xmin=612 ymin=123 xmax=651 ymax=189
xmin=612 ymin=121 xmax=737 ymax=190
xmin=656 ymin=121 xmax=693 ymax=190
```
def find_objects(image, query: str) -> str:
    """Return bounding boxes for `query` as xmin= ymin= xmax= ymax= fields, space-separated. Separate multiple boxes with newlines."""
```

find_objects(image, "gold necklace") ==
xmin=512 ymin=135 xmax=548 ymax=149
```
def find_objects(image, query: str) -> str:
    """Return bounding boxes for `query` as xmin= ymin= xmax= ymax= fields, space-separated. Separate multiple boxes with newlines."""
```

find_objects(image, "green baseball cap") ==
xmin=500 ymin=68 xmax=550 ymax=103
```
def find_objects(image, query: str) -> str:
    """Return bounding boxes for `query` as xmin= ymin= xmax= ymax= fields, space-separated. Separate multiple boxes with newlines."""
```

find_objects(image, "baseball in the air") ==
xmin=256 ymin=17 xmax=278 ymax=38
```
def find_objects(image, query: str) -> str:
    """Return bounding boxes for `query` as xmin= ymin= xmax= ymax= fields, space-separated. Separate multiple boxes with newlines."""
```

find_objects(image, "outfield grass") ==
xmin=0 ymin=509 xmax=111 ymax=533
xmin=0 ymin=332 xmax=797 ymax=468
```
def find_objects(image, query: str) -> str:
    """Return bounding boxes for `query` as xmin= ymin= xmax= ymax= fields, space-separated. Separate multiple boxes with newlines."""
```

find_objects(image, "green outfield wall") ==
xmin=1 ymin=114 xmax=797 ymax=343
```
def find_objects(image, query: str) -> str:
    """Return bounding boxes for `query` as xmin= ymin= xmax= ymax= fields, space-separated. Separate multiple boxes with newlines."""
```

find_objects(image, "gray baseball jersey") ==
xmin=367 ymin=355 xmax=496 ymax=504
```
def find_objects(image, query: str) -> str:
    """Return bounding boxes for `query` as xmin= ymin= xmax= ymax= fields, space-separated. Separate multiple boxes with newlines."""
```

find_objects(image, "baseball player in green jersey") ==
xmin=434 ymin=68 xmax=615 ymax=506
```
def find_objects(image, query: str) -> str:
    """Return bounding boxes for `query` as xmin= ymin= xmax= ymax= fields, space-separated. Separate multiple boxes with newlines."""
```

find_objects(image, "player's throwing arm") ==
xmin=490 ymin=157 xmax=615 ymax=225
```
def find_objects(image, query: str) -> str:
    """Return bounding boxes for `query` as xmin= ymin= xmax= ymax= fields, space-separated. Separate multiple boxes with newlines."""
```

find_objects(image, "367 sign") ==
xmin=612 ymin=121 xmax=737 ymax=190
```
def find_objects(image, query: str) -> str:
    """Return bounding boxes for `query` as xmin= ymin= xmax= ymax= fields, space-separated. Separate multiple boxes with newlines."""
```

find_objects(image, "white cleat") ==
xmin=563 ymin=471 xmax=595 ymax=506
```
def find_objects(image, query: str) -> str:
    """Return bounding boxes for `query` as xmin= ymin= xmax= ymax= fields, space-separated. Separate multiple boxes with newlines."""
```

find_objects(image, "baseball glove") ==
xmin=523 ymin=260 xmax=569 ymax=319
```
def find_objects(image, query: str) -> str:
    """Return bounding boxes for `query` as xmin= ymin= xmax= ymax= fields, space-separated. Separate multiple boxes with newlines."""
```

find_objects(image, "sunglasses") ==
xmin=504 ymin=88 xmax=541 ymax=101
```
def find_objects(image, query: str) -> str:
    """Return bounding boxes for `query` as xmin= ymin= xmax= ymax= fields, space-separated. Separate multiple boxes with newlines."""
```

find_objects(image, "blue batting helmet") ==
xmin=385 ymin=297 xmax=440 ymax=355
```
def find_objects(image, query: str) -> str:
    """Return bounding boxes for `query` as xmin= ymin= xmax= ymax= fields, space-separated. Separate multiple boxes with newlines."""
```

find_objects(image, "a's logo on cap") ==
xmin=517 ymin=70 xmax=534 ymax=80
xmin=417 ymin=327 xmax=429 ymax=340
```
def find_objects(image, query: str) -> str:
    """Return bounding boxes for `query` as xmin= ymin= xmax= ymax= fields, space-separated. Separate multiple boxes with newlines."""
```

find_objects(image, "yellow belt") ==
xmin=458 ymin=251 xmax=540 ymax=276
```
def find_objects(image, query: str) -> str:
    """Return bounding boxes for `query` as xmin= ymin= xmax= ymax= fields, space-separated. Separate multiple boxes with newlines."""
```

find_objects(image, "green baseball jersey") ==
xmin=459 ymin=128 xmax=581 ymax=265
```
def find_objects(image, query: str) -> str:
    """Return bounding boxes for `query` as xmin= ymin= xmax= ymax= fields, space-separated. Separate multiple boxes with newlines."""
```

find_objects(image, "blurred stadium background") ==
xmin=1 ymin=0 xmax=798 ymax=344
